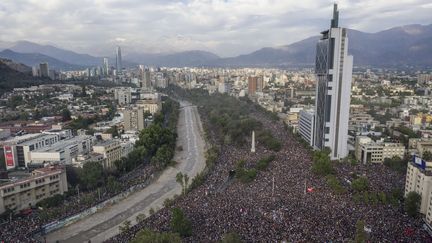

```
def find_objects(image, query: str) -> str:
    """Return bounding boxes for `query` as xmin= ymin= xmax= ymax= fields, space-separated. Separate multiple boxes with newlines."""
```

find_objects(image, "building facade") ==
xmin=116 ymin=46 xmax=122 ymax=74
xmin=299 ymin=110 xmax=315 ymax=146
xmin=93 ymin=140 xmax=122 ymax=170
xmin=355 ymin=136 xmax=405 ymax=164
xmin=28 ymin=136 xmax=93 ymax=166
xmin=0 ymin=166 xmax=68 ymax=214
xmin=313 ymin=4 xmax=353 ymax=160
xmin=1 ymin=134 xmax=61 ymax=170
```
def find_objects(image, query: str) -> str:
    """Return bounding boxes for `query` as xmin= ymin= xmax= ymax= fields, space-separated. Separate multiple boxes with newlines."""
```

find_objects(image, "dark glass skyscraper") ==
xmin=116 ymin=46 xmax=122 ymax=74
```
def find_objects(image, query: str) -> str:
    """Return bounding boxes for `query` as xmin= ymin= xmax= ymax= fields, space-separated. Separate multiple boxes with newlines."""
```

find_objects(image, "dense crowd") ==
xmin=0 ymin=164 xmax=157 ymax=243
xmin=109 ymin=109 xmax=431 ymax=242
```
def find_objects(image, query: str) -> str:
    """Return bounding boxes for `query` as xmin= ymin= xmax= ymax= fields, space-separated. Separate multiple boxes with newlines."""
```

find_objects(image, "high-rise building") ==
xmin=32 ymin=66 xmax=39 ymax=77
xmin=103 ymin=57 xmax=109 ymax=76
xmin=248 ymin=76 xmax=257 ymax=95
xmin=313 ymin=4 xmax=353 ymax=160
xmin=248 ymin=76 xmax=263 ymax=95
xmin=39 ymin=63 xmax=49 ymax=78
xmin=139 ymin=66 xmax=151 ymax=89
xmin=116 ymin=46 xmax=122 ymax=74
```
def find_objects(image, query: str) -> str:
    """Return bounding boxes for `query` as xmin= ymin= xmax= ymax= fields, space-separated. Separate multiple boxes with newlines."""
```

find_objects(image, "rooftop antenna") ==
xmin=331 ymin=3 xmax=339 ymax=28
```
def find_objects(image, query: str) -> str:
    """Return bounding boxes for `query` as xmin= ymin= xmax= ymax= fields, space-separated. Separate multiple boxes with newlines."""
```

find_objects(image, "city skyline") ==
xmin=0 ymin=0 xmax=431 ymax=57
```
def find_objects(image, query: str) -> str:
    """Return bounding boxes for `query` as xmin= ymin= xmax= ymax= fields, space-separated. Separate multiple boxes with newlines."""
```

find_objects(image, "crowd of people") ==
xmin=0 ymin=163 xmax=157 ymax=243
xmin=109 ymin=108 xmax=431 ymax=242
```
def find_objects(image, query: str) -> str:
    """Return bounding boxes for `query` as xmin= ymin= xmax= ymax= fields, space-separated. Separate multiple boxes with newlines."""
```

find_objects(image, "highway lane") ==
xmin=46 ymin=100 xmax=206 ymax=243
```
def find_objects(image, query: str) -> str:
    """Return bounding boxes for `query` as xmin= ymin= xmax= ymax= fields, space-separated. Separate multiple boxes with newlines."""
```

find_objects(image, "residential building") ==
xmin=136 ymin=99 xmax=161 ymax=114
xmin=123 ymin=107 xmax=152 ymax=131
xmin=248 ymin=76 xmax=263 ymax=95
xmin=115 ymin=88 xmax=132 ymax=105
xmin=0 ymin=166 xmax=68 ymax=214
xmin=140 ymin=67 xmax=151 ymax=89
xmin=39 ymin=63 xmax=49 ymax=78
xmin=404 ymin=158 xmax=432 ymax=228
xmin=93 ymin=140 xmax=122 ymax=170
xmin=313 ymin=4 xmax=353 ymax=160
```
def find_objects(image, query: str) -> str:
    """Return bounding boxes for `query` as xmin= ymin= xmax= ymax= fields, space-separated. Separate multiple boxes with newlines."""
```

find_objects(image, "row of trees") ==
xmin=235 ymin=155 xmax=276 ymax=183
xmin=115 ymin=99 xmax=179 ymax=172
xmin=166 ymin=86 xmax=281 ymax=151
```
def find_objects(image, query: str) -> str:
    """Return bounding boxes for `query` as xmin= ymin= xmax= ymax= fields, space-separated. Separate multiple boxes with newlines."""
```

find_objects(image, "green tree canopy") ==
xmin=79 ymin=161 xmax=104 ymax=190
xmin=354 ymin=220 xmax=367 ymax=243
xmin=221 ymin=232 xmax=243 ymax=243
xmin=170 ymin=207 xmax=192 ymax=237
xmin=405 ymin=191 xmax=421 ymax=217
xmin=351 ymin=177 xmax=369 ymax=192
xmin=131 ymin=229 xmax=181 ymax=243
xmin=62 ymin=108 xmax=72 ymax=121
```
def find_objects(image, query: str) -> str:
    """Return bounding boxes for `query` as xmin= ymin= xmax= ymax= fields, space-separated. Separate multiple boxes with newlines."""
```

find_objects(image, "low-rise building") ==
xmin=135 ymin=99 xmax=161 ymax=114
xmin=93 ymin=140 xmax=122 ymax=170
xmin=0 ymin=166 xmax=68 ymax=214
xmin=28 ymin=136 xmax=93 ymax=166
xmin=355 ymin=136 xmax=405 ymax=164
xmin=1 ymin=134 xmax=61 ymax=170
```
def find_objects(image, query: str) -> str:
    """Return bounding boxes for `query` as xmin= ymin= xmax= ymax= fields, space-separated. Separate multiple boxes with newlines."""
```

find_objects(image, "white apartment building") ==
xmin=0 ymin=166 xmax=68 ymax=214
xmin=404 ymin=159 xmax=432 ymax=229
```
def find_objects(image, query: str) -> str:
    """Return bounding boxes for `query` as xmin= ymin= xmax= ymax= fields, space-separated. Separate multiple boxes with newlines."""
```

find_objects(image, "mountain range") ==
xmin=0 ymin=24 xmax=431 ymax=69
xmin=0 ymin=59 xmax=51 ymax=94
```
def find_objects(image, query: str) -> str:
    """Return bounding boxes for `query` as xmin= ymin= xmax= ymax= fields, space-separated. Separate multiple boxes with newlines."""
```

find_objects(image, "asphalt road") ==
xmin=46 ymin=100 xmax=206 ymax=243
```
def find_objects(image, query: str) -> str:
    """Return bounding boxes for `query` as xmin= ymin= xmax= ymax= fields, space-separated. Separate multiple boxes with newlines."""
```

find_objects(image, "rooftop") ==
xmin=32 ymin=136 xmax=92 ymax=153
xmin=0 ymin=166 xmax=64 ymax=189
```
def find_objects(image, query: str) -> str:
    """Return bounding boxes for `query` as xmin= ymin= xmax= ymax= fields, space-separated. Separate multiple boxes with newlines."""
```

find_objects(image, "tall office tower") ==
xmin=39 ymin=63 xmax=49 ymax=78
xmin=116 ymin=46 xmax=122 ymax=74
xmin=103 ymin=57 xmax=109 ymax=76
xmin=313 ymin=4 xmax=353 ymax=160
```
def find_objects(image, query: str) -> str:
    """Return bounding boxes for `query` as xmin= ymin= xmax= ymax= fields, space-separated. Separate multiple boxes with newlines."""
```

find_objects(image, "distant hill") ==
xmin=0 ymin=60 xmax=50 ymax=94
xmin=10 ymin=41 xmax=101 ymax=66
xmin=0 ymin=49 xmax=84 ymax=71
xmin=0 ymin=58 xmax=31 ymax=73
xmin=214 ymin=24 xmax=432 ymax=67
xmin=2 ymin=23 xmax=431 ymax=68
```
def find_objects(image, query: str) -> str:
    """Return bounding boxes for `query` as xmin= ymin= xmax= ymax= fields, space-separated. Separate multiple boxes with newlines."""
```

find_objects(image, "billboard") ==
xmin=4 ymin=146 xmax=14 ymax=167
xmin=413 ymin=155 xmax=426 ymax=170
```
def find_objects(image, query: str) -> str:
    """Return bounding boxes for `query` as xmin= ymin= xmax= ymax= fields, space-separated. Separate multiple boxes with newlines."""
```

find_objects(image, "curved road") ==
xmin=46 ymin=101 xmax=206 ymax=243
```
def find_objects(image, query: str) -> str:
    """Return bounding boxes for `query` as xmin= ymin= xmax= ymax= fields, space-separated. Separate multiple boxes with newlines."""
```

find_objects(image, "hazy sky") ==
xmin=0 ymin=0 xmax=431 ymax=57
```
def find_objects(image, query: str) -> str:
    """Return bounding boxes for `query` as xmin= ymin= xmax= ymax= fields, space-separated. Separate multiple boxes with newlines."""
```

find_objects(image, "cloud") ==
xmin=0 ymin=0 xmax=431 ymax=57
